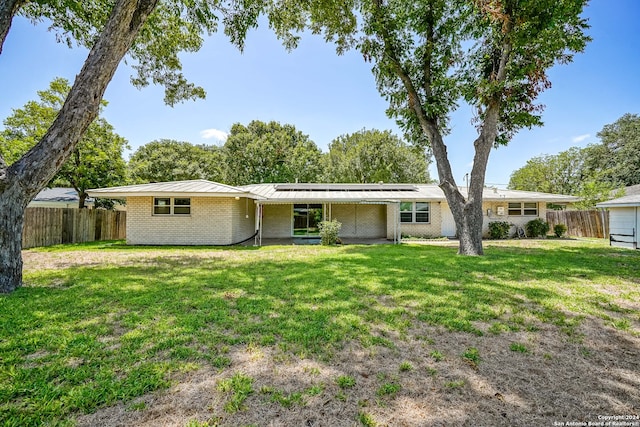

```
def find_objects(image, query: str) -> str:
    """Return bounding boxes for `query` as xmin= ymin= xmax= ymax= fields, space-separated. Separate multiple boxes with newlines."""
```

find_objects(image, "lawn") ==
xmin=1 ymin=239 xmax=639 ymax=426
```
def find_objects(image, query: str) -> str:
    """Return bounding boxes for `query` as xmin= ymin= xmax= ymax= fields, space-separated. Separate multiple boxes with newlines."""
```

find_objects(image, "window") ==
xmin=508 ymin=202 xmax=537 ymax=216
xmin=154 ymin=197 xmax=191 ymax=215
xmin=400 ymin=202 xmax=430 ymax=223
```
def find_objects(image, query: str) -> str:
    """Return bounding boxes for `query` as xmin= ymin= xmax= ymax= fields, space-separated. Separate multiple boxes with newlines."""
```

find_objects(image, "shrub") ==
xmin=525 ymin=218 xmax=550 ymax=238
xmin=488 ymin=221 xmax=511 ymax=239
xmin=554 ymin=223 xmax=568 ymax=238
xmin=318 ymin=219 xmax=342 ymax=245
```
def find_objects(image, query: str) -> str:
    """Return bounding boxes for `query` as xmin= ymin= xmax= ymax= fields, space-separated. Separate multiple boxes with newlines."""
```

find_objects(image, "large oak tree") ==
xmin=276 ymin=0 xmax=589 ymax=255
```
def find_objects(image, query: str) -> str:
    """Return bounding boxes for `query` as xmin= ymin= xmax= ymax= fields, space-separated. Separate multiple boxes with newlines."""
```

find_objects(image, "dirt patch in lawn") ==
xmin=76 ymin=320 xmax=640 ymax=426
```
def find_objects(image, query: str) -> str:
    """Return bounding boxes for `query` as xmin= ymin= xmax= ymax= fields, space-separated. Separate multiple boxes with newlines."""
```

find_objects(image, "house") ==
xmin=596 ymin=188 xmax=640 ymax=249
xmin=87 ymin=180 xmax=578 ymax=246
xmin=28 ymin=187 xmax=94 ymax=209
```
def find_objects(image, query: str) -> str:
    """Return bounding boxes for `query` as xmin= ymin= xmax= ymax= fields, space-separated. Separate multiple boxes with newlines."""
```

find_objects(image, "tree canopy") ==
xmin=322 ymin=129 xmax=431 ymax=183
xmin=128 ymin=139 xmax=224 ymax=184
xmin=508 ymin=113 xmax=639 ymax=208
xmin=223 ymin=120 xmax=323 ymax=185
xmin=277 ymin=0 xmax=589 ymax=254
xmin=0 ymin=78 xmax=128 ymax=208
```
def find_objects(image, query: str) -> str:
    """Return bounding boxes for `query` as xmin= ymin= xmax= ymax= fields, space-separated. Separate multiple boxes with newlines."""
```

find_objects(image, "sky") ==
xmin=0 ymin=1 xmax=639 ymax=188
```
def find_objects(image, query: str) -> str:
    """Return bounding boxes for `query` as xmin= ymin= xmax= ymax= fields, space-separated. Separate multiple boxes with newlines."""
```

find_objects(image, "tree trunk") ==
xmin=0 ymin=187 xmax=26 ymax=293
xmin=0 ymin=0 xmax=158 ymax=293
xmin=0 ymin=0 xmax=23 ymax=54
xmin=78 ymin=192 xmax=87 ymax=209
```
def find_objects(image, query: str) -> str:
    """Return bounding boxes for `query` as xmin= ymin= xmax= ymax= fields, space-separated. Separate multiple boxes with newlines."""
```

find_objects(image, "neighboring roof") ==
xmin=596 ymin=194 xmax=640 ymax=208
xmin=87 ymin=180 xmax=260 ymax=199
xmin=623 ymin=184 xmax=640 ymax=197
xmin=32 ymin=188 xmax=93 ymax=203
xmin=87 ymin=180 xmax=579 ymax=203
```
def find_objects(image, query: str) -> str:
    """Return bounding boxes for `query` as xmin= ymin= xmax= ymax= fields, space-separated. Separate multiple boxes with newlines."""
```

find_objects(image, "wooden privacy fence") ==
xmin=546 ymin=210 xmax=609 ymax=238
xmin=22 ymin=207 xmax=126 ymax=249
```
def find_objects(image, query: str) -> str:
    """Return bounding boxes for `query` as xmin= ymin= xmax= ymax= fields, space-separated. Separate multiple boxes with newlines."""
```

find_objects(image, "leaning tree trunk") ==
xmin=0 ymin=0 xmax=24 ymax=54
xmin=0 ymin=0 xmax=158 ymax=293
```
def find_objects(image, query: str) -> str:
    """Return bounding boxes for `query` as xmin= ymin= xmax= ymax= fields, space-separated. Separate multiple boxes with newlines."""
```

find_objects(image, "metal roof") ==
xmin=87 ymin=180 xmax=259 ymax=199
xmin=596 ymin=194 xmax=640 ymax=208
xmin=32 ymin=187 xmax=93 ymax=202
xmin=87 ymin=180 xmax=578 ymax=203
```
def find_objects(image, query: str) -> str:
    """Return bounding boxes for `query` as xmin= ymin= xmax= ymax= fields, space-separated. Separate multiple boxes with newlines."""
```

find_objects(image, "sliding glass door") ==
xmin=293 ymin=204 xmax=323 ymax=236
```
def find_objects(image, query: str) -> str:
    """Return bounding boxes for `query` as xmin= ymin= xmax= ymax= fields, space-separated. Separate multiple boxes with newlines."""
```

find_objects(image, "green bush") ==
xmin=525 ymin=218 xmax=550 ymax=238
xmin=554 ymin=223 xmax=568 ymax=238
xmin=488 ymin=221 xmax=511 ymax=239
xmin=318 ymin=219 xmax=342 ymax=245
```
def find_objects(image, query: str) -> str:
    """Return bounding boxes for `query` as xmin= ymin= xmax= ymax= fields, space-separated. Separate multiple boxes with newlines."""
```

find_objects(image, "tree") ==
xmin=0 ymin=78 xmax=128 ymax=208
xmin=584 ymin=113 xmax=640 ymax=187
xmin=508 ymin=147 xmax=586 ymax=195
xmin=323 ymin=128 xmax=431 ymax=183
xmin=223 ymin=120 xmax=323 ymax=185
xmin=128 ymin=139 xmax=224 ymax=184
xmin=278 ymin=0 xmax=589 ymax=255
xmin=0 ymin=0 xmax=267 ymax=293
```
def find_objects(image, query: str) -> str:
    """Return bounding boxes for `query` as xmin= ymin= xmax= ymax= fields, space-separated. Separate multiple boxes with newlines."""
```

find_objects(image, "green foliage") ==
xmin=336 ymin=375 xmax=356 ymax=389
xmin=461 ymin=347 xmax=480 ymax=368
xmin=376 ymin=382 xmax=401 ymax=397
xmin=319 ymin=220 xmax=342 ymax=245
xmin=322 ymin=129 xmax=431 ymax=183
xmin=509 ymin=114 xmax=640 ymax=206
xmin=430 ymin=350 xmax=444 ymax=362
xmin=509 ymin=343 xmax=529 ymax=353
xmin=399 ymin=361 xmax=413 ymax=372
xmin=508 ymin=147 xmax=586 ymax=195
xmin=359 ymin=411 xmax=377 ymax=427
xmin=128 ymin=139 xmax=224 ymax=184
xmin=0 ymin=78 xmax=128 ymax=207
xmin=488 ymin=221 xmax=511 ymax=240
xmin=18 ymin=1 xmax=223 ymax=105
xmin=217 ymin=373 xmax=254 ymax=413
xmin=223 ymin=120 xmax=322 ymax=186
xmin=587 ymin=113 xmax=640 ymax=187
xmin=525 ymin=219 xmax=550 ymax=238
xmin=553 ymin=224 xmax=568 ymax=238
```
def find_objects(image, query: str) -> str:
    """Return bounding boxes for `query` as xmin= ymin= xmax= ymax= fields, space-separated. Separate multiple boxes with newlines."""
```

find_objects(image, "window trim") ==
xmin=507 ymin=202 xmax=538 ymax=216
xmin=400 ymin=201 xmax=430 ymax=224
xmin=153 ymin=197 xmax=191 ymax=216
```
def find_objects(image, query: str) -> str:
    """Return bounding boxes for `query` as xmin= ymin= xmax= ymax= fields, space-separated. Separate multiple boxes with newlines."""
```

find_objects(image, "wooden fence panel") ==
xmin=546 ymin=210 xmax=609 ymax=238
xmin=22 ymin=207 xmax=126 ymax=249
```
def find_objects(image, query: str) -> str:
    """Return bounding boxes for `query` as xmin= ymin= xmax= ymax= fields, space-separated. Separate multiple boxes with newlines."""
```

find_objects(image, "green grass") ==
xmin=1 ymin=239 xmax=639 ymax=425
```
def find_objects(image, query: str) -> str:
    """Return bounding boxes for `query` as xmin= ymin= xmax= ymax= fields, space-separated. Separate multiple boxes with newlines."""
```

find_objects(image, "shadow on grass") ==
xmin=2 ymin=243 xmax=639 ymax=424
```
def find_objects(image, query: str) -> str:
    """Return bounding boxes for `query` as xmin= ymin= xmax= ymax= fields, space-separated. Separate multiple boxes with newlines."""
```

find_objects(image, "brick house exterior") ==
xmin=88 ymin=180 xmax=576 ymax=245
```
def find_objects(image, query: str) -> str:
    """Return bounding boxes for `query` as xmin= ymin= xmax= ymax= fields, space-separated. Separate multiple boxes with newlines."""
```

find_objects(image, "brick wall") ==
xmin=331 ymin=204 xmax=386 ymax=238
xmin=261 ymin=204 xmax=291 ymax=238
xmin=231 ymin=197 xmax=257 ymax=242
xmin=387 ymin=202 xmax=442 ymax=239
xmin=126 ymin=196 xmax=241 ymax=245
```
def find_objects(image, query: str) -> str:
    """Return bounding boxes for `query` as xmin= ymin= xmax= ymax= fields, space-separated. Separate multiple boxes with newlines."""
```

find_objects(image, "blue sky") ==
xmin=0 ymin=1 xmax=638 ymax=188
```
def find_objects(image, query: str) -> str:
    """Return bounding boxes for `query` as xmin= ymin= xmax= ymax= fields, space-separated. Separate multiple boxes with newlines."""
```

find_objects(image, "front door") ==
xmin=293 ymin=204 xmax=323 ymax=236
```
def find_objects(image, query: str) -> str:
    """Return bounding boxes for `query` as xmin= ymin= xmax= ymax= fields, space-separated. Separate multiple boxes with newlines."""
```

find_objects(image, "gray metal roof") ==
xmin=87 ymin=180 xmax=578 ymax=203
xmin=596 ymin=194 xmax=640 ymax=208
xmin=87 ymin=180 xmax=258 ymax=199
xmin=33 ymin=187 xmax=93 ymax=203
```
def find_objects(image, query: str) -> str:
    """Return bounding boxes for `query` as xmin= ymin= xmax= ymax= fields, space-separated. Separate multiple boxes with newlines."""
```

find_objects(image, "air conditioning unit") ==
xmin=496 ymin=206 xmax=505 ymax=216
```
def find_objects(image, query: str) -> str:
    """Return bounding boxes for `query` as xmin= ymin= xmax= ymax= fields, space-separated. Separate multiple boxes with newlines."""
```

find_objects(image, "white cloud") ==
xmin=200 ymin=128 xmax=228 ymax=142
xmin=571 ymin=134 xmax=590 ymax=143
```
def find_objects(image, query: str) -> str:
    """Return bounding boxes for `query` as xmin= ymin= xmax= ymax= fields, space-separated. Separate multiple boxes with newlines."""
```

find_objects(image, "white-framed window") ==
xmin=400 ymin=202 xmax=430 ymax=223
xmin=153 ymin=197 xmax=191 ymax=215
xmin=508 ymin=202 xmax=537 ymax=216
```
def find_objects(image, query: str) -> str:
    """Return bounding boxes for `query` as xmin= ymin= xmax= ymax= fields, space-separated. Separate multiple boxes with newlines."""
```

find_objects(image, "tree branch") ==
xmin=5 ymin=0 xmax=158 ymax=204
xmin=0 ymin=0 xmax=24 ymax=55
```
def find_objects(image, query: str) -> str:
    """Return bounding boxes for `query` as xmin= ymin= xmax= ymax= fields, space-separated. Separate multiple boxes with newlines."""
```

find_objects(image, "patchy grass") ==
xmin=1 ymin=239 xmax=639 ymax=425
